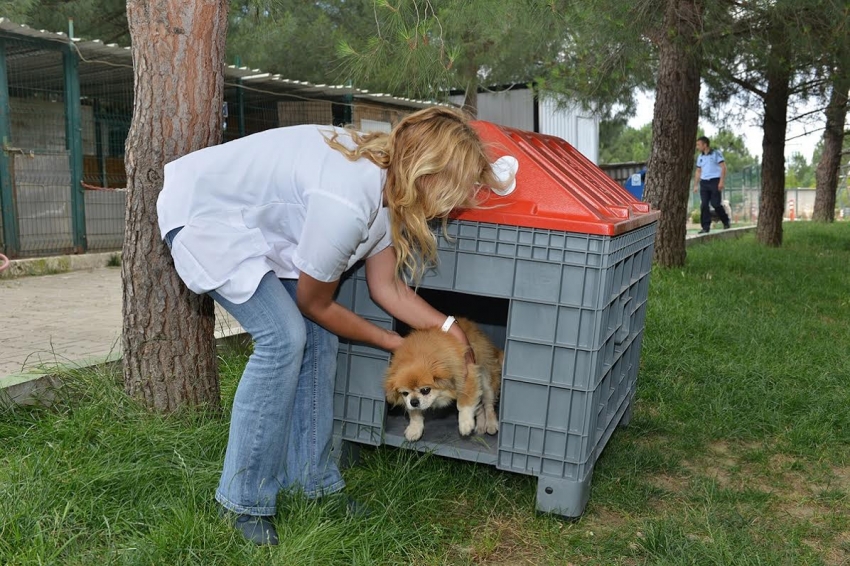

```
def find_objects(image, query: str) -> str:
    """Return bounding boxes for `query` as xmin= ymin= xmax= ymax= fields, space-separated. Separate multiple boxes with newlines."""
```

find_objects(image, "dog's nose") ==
xmin=410 ymin=398 xmax=420 ymax=408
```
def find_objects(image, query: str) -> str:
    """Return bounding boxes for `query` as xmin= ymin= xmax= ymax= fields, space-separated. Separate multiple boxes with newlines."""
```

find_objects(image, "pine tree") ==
xmin=336 ymin=0 xmax=566 ymax=114
xmin=703 ymin=0 xmax=836 ymax=245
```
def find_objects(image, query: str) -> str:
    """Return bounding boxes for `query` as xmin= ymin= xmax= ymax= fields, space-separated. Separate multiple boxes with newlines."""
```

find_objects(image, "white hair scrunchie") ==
xmin=489 ymin=155 xmax=519 ymax=196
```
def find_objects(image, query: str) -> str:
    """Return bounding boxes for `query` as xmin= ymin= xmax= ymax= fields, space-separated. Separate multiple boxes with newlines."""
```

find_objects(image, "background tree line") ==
xmin=11 ymin=0 xmax=847 ymax=264
xmin=601 ymin=121 xmax=849 ymax=191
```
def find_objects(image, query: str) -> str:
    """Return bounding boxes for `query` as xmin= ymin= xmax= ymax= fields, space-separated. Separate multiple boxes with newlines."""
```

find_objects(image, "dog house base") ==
xmin=536 ymin=472 xmax=593 ymax=519
xmin=332 ymin=391 xmax=638 ymax=519
xmin=332 ymin=212 xmax=656 ymax=521
xmin=383 ymin=408 xmax=499 ymax=464
xmin=327 ymin=121 xmax=662 ymax=519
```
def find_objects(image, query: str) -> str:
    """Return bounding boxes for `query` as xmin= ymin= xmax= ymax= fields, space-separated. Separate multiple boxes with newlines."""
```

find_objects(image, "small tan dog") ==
xmin=384 ymin=317 xmax=503 ymax=442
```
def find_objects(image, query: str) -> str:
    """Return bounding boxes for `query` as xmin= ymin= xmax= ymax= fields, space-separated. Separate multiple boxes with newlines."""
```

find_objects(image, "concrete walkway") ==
xmin=0 ymin=267 xmax=243 ymax=379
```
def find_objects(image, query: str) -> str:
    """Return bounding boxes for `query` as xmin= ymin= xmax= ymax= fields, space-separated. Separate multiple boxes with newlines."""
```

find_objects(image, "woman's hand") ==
xmin=383 ymin=329 xmax=404 ymax=352
xmin=365 ymin=247 xmax=475 ymax=368
xmin=465 ymin=349 xmax=475 ymax=366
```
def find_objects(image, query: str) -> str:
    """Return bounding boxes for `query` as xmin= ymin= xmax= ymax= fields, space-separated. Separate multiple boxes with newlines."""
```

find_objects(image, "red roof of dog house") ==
xmin=455 ymin=121 xmax=660 ymax=236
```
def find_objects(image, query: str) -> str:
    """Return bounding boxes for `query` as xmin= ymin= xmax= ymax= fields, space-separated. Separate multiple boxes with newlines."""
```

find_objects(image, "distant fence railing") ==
xmin=689 ymin=166 xmax=762 ymax=224
xmin=600 ymin=162 xmax=763 ymax=225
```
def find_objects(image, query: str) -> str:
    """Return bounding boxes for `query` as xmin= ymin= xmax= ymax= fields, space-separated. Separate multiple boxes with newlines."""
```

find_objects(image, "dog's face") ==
xmin=387 ymin=368 xmax=454 ymax=411
xmin=384 ymin=330 xmax=466 ymax=411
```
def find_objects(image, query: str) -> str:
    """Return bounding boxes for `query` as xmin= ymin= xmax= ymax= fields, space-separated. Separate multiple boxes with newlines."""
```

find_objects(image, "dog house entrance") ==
xmin=385 ymin=288 xmax=509 ymax=464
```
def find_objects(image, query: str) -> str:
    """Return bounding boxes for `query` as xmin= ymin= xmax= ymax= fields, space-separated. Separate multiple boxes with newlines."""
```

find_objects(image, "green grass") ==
xmin=2 ymin=222 xmax=850 ymax=565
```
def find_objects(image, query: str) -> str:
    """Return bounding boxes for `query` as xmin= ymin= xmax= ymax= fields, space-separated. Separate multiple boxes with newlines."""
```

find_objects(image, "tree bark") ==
xmin=813 ymin=69 xmax=849 ymax=222
xmin=643 ymin=0 xmax=704 ymax=268
xmin=462 ymin=84 xmax=478 ymax=117
xmin=123 ymin=0 xmax=229 ymax=412
xmin=757 ymin=65 xmax=790 ymax=247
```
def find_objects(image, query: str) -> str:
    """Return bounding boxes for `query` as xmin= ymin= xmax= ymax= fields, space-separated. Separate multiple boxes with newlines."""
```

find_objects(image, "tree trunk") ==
xmin=643 ymin=0 xmax=704 ymax=268
xmin=813 ymin=68 xmax=849 ymax=222
xmin=757 ymin=66 xmax=790 ymax=247
xmin=460 ymin=44 xmax=478 ymax=117
xmin=462 ymin=85 xmax=478 ymax=117
xmin=123 ymin=0 xmax=228 ymax=412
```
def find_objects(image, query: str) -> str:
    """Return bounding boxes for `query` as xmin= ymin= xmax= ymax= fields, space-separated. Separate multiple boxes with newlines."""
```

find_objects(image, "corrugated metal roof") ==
xmin=0 ymin=18 xmax=440 ymax=110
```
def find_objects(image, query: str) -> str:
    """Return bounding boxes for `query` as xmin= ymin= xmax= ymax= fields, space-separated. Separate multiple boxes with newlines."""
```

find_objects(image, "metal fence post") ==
xmin=0 ymin=39 xmax=19 ymax=257
xmin=63 ymin=43 xmax=86 ymax=253
xmin=93 ymin=99 xmax=107 ymax=187
xmin=237 ymin=78 xmax=246 ymax=138
xmin=342 ymin=80 xmax=353 ymax=126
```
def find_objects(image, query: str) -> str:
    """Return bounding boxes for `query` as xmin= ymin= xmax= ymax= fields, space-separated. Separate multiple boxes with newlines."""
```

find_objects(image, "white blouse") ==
xmin=157 ymin=125 xmax=391 ymax=304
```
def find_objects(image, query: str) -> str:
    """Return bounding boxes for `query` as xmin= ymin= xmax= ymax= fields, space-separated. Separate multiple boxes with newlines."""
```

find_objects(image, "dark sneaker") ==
xmin=723 ymin=222 xmax=731 ymax=229
xmin=698 ymin=229 xmax=709 ymax=234
xmin=220 ymin=508 xmax=279 ymax=545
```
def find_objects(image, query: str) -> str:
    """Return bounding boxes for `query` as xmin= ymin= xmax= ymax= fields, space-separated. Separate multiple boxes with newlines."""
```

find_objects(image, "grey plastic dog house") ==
xmin=332 ymin=121 xmax=660 ymax=518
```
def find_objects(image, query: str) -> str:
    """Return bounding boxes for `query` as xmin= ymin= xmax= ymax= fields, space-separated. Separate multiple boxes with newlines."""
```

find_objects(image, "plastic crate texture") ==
xmin=333 ymin=270 xmax=391 ymax=445
xmin=332 ymin=218 xmax=656 ymax=517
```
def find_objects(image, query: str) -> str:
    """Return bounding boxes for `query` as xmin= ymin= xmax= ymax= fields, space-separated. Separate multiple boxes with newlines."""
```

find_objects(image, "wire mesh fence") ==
xmin=4 ymin=39 xmax=74 ymax=256
xmin=78 ymin=42 xmax=132 ymax=253
xmin=687 ymin=165 xmax=762 ymax=226
xmin=601 ymin=161 xmax=764 ymax=228
xmin=0 ymin=24 xmax=425 ymax=259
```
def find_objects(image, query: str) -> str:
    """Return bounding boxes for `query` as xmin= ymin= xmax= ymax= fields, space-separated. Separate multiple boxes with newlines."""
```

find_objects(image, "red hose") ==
xmin=0 ymin=253 xmax=9 ymax=273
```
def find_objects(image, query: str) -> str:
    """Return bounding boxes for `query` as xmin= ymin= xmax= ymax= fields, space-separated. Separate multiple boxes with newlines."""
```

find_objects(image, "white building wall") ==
xmin=785 ymin=188 xmax=816 ymax=219
xmin=450 ymin=89 xmax=534 ymax=131
xmin=451 ymin=89 xmax=600 ymax=164
xmin=538 ymin=95 xmax=600 ymax=165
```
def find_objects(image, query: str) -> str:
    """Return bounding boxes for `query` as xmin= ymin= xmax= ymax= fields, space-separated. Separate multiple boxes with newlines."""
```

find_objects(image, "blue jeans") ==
xmin=165 ymin=228 xmax=344 ymax=516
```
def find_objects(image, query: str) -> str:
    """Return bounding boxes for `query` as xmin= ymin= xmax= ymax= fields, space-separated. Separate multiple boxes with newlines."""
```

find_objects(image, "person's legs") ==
xmin=279 ymin=280 xmax=345 ymax=499
xmin=709 ymin=183 xmax=731 ymax=228
xmin=211 ymin=272 xmax=307 ymax=517
xmin=164 ymin=229 xmax=355 ymax=526
xmin=699 ymin=182 xmax=713 ymax=232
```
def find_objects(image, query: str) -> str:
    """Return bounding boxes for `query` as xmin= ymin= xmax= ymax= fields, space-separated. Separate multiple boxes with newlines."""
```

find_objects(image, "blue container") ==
xmin=624 ymin=169 xmax=646 ymax=200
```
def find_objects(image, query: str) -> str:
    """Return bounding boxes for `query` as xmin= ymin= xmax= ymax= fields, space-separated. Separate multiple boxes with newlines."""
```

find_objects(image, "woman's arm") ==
xmin=364 ymin=246 xmax=473 ymax=358
xmin=296 ymin=272 xmax=403 ymax=352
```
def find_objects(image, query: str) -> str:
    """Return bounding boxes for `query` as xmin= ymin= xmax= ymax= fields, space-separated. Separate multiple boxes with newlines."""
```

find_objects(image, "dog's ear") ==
xmin=429 ymin=351 xmax=464 ymax=386
xmin=384 ymin=372 xmax=403 ymax=406
xmin=464 ymin=363 xmax=482 ymax=382
xmin=385 ymin=387 xmax=403 ymax=407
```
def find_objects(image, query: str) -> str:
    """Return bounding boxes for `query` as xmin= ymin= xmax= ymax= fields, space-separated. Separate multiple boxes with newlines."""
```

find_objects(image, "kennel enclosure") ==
xmin=333 ymin=121 xmax=659 ymax=518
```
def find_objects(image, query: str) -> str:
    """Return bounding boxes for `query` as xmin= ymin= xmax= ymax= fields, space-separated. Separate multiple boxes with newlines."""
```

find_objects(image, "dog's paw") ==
xmin=475 ymin=414 xmax=487 ymax=435
xmin=458 ymin=416 xmax=475 ymax=437
xmin=476 ymin=412 xmax=498 ymax=435
xmin=404 ymin=421 xmax=424 ymax=442
xmin=458 ymin=407 xmax=475 ymax=436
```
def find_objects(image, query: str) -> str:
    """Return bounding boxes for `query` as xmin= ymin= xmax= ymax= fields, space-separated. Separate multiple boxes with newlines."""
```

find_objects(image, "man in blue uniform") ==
xmin=692 ymin=136 xmax=730 ymax=234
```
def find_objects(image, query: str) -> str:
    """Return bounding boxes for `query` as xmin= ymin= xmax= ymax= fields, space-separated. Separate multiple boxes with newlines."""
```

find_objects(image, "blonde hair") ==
xmin=325 ymin=106 xmax=506 ymax=282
